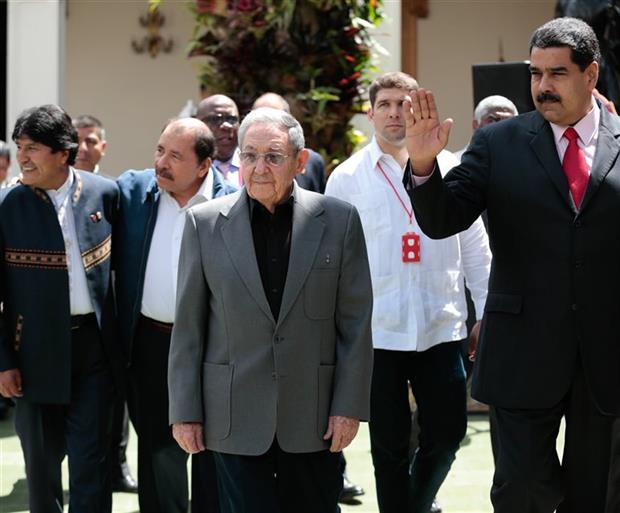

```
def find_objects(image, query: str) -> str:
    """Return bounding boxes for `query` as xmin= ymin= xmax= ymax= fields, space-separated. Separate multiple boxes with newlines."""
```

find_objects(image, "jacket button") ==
xmin=574 ymin=220 xmax=582 ymax=228
xmin=571 ymin=303 xmax=578 ymax=311
xmin=271 ymin=372 xmax=277 ymax=379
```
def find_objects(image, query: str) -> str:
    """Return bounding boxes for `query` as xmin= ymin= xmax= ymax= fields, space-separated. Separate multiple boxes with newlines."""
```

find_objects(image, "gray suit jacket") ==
xmin=168 ymin=184 xmax=373 ymax=455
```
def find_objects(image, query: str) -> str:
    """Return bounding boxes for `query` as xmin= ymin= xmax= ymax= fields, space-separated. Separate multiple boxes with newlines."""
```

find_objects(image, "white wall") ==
xmin=60 ymin=0 xmax=556 ymax=172
xmin=65 ymin=1 xmax=201 ymax=175
xmin=6 ymin=0 xmax=65 ymax=177
xmin=417 ymin=0 xmax=555 ymax=151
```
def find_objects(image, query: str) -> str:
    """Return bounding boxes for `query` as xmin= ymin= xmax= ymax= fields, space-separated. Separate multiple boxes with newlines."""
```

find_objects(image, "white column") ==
xmin=6 ymin=0 xmax=65 ymax=144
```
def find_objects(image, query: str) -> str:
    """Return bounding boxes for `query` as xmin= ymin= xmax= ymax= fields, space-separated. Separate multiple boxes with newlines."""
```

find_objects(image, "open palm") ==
xmin=404 ymin=88 xmax=453 ymax=175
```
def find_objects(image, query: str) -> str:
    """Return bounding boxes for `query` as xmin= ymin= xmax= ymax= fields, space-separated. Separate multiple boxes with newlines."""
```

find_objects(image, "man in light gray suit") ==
xmin=168 ymin=108 xmax=374 ymax=513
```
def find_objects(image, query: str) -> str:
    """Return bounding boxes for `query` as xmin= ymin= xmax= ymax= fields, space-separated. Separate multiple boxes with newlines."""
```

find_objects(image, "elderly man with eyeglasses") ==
xmin=168 ymin=107 xmax=374 ymax=513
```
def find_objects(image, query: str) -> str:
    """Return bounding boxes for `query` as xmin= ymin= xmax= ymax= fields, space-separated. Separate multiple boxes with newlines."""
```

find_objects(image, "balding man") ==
xmin=252 ymin=93 xmax=327 ymax=193
xmin=196 ymin=94 xmax=241 ymax=186
xmin=454 ymin=95 xmax=518 ymax=161
xmin=115 ymin=118 xmax=237 ymax=513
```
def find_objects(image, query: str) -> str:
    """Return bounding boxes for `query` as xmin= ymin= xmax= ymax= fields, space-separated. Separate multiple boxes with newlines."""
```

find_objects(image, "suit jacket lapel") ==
xmin=277 ymin=185 xmax=325 ymax=326
xmin=220 ymin=189 xmax=275 ymax=323
xmin=71 ymin=171 xmax=93 ymax=267
xmin=529 ymin=113 xmax=575 ymax=212
xmin=580 ymin=107 xmax=620 ymax=212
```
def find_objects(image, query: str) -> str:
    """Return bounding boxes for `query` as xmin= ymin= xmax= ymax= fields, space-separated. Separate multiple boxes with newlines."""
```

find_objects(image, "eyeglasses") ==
xmin=201 ymin=114 xmax=239 ymax=127
xmin=239 ymin=151 xmax=290 ymax=166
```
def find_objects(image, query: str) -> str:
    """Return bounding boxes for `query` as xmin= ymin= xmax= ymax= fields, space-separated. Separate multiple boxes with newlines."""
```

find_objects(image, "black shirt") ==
xmin=250 ymin=196 xmax=294 ymax=321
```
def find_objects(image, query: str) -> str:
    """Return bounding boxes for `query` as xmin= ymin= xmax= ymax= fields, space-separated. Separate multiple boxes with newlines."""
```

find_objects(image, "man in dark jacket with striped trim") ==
xmin=0 ymin=105 xmax=120 ymax=513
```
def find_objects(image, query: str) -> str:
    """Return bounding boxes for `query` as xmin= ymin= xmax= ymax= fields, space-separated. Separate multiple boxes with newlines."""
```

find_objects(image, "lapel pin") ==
xmin=89 ymin=211 xmax=102 ymax=223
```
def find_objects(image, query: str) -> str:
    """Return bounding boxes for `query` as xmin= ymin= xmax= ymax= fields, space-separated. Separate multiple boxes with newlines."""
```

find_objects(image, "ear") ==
xmin=586 ymin=61 xmax=599 ymax=89
xmin=367 ymin=107 xmax=375 ymax=123
xmin=60 ymin=149 xmax=70 ymax=166
xmin=294 ymin=149 xmax=309 ymax=176
xmin=100 ymin=141 xmax=107 ymax=157
xmin=198 ymin=157 xmax=212 ymax=178
xmin=472 ymin=119 xmax=479 ymax=131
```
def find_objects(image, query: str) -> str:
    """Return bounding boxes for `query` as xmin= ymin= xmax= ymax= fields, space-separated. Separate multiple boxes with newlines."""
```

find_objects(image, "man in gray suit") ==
xmin=168 ymin=107 xmax=374 ymax=513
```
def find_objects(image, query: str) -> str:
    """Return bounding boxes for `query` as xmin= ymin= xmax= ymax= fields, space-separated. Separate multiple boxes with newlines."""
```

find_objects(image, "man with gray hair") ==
xmin=168 ymin=107 xmax=374 ymax=513
xmin=454 ymin=95 xmax=518 ymax=161
xmin=252 ymin=92 xmax=327 ymax=194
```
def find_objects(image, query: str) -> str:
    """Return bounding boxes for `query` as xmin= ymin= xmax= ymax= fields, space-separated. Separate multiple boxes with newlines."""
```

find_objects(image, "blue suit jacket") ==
xmin=0 ymin=170 xmax=119 ymax=403
xmin=115 ymin=168 xmax=237 ymax=363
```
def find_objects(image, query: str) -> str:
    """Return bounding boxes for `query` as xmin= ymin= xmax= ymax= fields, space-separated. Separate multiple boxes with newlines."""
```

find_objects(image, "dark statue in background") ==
xmin=556 ymin=0 xmax=620 ymax=104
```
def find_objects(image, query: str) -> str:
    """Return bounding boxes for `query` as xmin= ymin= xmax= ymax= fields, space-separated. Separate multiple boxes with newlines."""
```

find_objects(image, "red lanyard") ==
xmin=376 ymin=161 xmax=413 ymax=224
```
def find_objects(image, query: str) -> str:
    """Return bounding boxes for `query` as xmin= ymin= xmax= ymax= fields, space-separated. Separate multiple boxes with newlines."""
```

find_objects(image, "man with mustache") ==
xmin=196 ymin=94 xmax=242 ymax=186
xmin=404 ymin=17 xmax=619 ymax=513
xmin=326 ymin=71 xmax=491 ymax=513
xmin=0 ymin=104 xmax=119 ymax=513
xmin=115 ymin=118 xmax=236 ymax=513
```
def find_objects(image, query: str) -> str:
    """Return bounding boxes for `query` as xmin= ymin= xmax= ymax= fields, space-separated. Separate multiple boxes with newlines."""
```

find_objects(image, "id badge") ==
xmin=402 ymin=232 xmax=421 ymax=263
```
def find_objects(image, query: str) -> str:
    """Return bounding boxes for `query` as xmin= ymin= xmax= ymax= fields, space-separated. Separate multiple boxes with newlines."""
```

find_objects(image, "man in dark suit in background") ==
xmin=0 ymin=104 xmax=119 ymax=513
xmin=404 ymin=17 xmax=619 ymax=513
xmin=115 ymin=118 xmax=236 ymax=513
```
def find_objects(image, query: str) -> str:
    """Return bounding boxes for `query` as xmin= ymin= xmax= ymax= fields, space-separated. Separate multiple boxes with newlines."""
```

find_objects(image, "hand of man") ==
xmin=468 ymin=321 xmax=481 ymax=362
xmin=593 ymin=88 xmax=617 ymax=115
xmin=0 ymin=369 xmax=22 ymax=398
xmin=323 ymin=415 xmax=360 ymax=453
xmin=403 ymin=88 xmax=453 ymax=176
xmin=172 ymin=422 xmax=206 ymax=454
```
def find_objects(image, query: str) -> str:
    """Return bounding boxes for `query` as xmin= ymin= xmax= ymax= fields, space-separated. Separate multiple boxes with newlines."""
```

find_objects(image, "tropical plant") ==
xmin=150 ymin=0 xmax=385 ymax=169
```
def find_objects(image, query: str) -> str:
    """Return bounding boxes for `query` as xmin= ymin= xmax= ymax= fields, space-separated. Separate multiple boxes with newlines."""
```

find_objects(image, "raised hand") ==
xmin=403 ymin=88 xmax=453 ymax=176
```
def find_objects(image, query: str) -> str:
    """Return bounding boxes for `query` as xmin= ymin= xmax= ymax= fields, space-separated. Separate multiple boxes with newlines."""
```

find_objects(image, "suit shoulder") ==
xmin=116 ymin=169 xmax=156 ymax=194
xmin=0 ymin=183 xmax=28 ymax=208
xmin=190 ymin=189 xmax=241 ymax=219
xmin=77 ymin=169 xmax=116 ymax=189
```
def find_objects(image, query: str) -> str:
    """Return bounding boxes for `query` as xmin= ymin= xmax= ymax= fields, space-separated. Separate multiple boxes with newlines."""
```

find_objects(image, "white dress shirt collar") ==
xmin=159 ymin=169 xmax=214 ymax=209
xmin=550 ymin=96 xmax=600 ymax=146
xmin=46 ymin=167 xmax=73 ymax=206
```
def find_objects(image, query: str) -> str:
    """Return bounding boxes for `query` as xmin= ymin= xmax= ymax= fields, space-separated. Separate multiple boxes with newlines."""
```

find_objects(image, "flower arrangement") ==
xmin=151 ymin=0 xmax=385 ymax=170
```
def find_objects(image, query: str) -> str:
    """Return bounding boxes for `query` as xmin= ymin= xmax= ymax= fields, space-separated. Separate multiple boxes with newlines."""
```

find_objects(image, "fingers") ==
xmin=410 ymin=88 xmax=437 ymax=122
xmin=172 ymin=422 xmax=205 ymax=454
xmin=326 ymin=416 xmax=360 ymax=453
xmin=322 ymin=417 xmax=334 ymax=441
xmin=0 ymin=369 xmax=22 ymax=398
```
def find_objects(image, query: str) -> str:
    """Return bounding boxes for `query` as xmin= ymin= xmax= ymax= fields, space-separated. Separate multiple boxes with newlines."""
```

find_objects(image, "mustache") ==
xmin=155 ymin=168 xmax=174 ymax=180
xmin=536 ymin=92 xmax=561 ymax=103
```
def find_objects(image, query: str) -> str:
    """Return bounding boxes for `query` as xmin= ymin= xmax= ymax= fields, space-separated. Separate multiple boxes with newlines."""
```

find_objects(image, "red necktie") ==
xmin=562 ymin=127 xmax=589 ymax=209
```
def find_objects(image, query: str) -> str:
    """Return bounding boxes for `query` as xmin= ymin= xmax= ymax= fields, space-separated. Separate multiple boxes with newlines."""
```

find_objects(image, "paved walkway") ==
xmin=0 ymin=412 xmax=496 ymax=513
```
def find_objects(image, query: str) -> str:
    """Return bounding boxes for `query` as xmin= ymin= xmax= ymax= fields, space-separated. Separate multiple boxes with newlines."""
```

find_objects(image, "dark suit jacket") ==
xmin=407 ymin=106 xmax=620 ymax=415
xmin=0 ymin=170 xmax=119 ymax=404
xmin=295 ymin=149 xmax=326 ymax=193
xmin=114 ymin=168 xmax=237 ymax=363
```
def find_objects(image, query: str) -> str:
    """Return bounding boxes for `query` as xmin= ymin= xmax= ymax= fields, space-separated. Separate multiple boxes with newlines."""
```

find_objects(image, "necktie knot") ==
xmin=563 ymin=127 xmax=579 ymax=143
xmin=561 ymin=127 xmax=588 ymax=208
